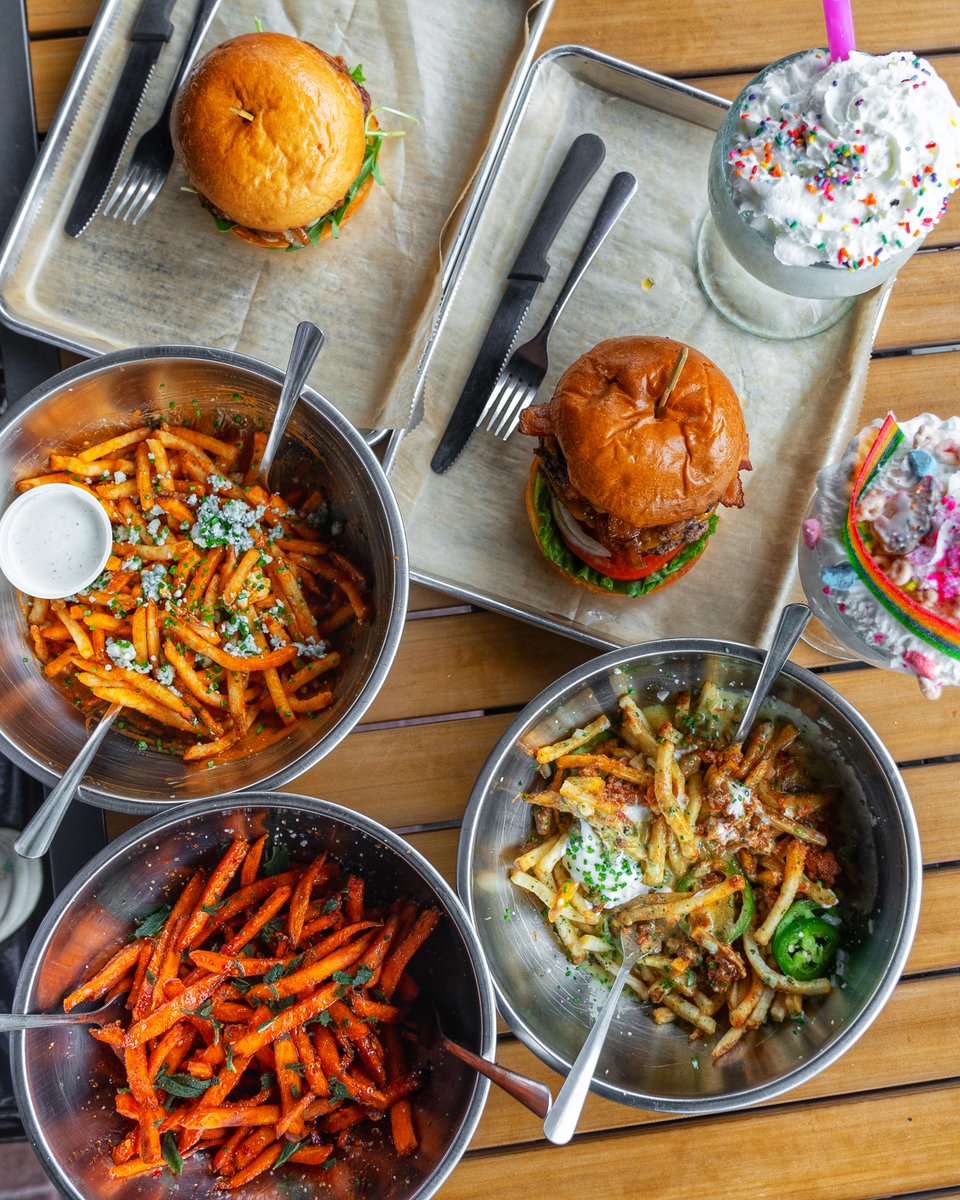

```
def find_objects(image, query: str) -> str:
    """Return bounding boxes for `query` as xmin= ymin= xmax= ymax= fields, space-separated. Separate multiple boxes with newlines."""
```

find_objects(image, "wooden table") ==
xmin=16 ymin=1 xmax=960 ymax=1197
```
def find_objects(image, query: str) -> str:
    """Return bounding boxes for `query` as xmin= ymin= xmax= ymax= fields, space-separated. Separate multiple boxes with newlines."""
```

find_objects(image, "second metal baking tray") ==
xmin=384 ymin=45 xmax=891 ymax=651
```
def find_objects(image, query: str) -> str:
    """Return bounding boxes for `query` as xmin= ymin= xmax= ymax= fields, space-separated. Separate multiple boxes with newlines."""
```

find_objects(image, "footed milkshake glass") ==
xmin=696 ymin=51 xmax=921 ymax=340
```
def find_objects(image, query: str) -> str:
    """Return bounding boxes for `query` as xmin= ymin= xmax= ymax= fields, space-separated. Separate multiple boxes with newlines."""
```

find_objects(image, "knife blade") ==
xmin=64 ymin=0 xmax=177 ymax=238
xmin=430 ymin=132 xmax=606 ymax=473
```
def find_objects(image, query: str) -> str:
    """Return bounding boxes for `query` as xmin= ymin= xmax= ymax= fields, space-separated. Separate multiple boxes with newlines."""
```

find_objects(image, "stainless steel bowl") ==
xmin=0 ymin=346 xmax=408 ymax=812
xmin=14 ymin=792 xmax=495 ymax=1200
xmin=457 ymin=639 xmax=922 ymax=1113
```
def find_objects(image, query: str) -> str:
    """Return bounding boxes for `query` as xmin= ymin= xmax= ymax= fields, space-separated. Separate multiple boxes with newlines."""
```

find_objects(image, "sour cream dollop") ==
xmin=563 ymin=819 xmax=651 ymax=908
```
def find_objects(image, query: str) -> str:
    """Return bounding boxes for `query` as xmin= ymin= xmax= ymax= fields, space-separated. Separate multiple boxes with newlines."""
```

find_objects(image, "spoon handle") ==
xmin=15 ymin=703 xmax=122 ymax=860
xmin=733 ymin=602 xmax=812 ymax=746
xmin=0 ymin=1010 xmax=97 ymax=1032
xmin=440 ymin=1035 xmax=553 ymax=1119
xmin=257 ymin=321 xmax=325 ymax=487
xmin=543 ymin=951 xmax=639 ymax=1145
xmin=534 ymin=171 xmax=637 ymax=342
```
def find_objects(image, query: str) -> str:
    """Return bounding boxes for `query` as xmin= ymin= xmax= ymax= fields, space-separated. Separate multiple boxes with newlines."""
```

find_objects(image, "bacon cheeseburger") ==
xmin=519 ymin=336 xmax=750 ymax=596
xmin=171 ymin=32 xmax=376 ymax=248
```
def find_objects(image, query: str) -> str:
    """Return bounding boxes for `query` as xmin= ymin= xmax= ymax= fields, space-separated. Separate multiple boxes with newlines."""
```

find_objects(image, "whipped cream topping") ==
xmin=725 ymin=50 xmax=960 ymax=269
xmin=804 ymin=414 xmax=960 ymax=697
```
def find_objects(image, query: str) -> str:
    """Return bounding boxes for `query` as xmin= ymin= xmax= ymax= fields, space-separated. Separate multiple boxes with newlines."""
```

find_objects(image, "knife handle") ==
xmin=133 ymin=0 xmax=175 ymax=44
xmin=509 ymin=133 xmax=606 ymax=282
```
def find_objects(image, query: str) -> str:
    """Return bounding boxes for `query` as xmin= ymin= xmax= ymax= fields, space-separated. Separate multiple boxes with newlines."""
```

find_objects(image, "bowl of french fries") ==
xmin=13 ymin=792 xmax=496 ymax=1200
xmin=0 ymin=345 xmax=407 ymax=811
xmin=458 ymin=639 xmax=921 ymax=1113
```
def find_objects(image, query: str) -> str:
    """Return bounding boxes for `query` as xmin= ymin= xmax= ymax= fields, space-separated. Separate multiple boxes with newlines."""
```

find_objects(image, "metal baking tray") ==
xmin=384 ymin=45 xmax=891 ymax=651
xmin=0 ymin=0 xmax=556 ymax=434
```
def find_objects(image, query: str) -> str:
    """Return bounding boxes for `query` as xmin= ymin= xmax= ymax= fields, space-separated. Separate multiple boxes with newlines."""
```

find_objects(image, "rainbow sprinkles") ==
xmin=842 ymin=414 xmax=960 ymax=660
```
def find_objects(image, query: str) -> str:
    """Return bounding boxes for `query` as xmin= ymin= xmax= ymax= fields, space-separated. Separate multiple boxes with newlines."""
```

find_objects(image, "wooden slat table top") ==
xmin=20 ymin=0 xmax=960 ymax=1197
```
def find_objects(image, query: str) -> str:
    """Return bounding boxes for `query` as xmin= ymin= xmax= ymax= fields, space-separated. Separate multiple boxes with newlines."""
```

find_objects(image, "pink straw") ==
xmin=822 ymin=0 xmax=856 ymax=60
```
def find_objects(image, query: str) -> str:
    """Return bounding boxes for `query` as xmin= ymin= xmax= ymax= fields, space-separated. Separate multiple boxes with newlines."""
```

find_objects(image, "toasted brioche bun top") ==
xmin=550 ymin=336 xmax=748 ymax=528
xmin=171 ymin=32 xmax=366 ymax=233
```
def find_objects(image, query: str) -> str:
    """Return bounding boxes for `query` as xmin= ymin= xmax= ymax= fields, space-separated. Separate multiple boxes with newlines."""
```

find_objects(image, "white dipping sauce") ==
xmin=0 ymin=484 xmax=112 ymax=599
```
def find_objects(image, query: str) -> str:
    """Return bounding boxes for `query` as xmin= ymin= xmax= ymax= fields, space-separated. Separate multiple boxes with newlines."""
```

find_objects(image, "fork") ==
xmin=103 ymin=0 xmax=221 ymax=224
xmin=542 ymin=923 xmax=643 ymax=1145
xmin=482 ymin=170 xmax=637 ymax=440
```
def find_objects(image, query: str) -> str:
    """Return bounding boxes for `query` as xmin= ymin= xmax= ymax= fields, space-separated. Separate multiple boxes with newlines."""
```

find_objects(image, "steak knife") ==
xmin=430 ymin=132 xmax=606 ymax=474
xmin=64 ymin=0 xmax=177 ymax=238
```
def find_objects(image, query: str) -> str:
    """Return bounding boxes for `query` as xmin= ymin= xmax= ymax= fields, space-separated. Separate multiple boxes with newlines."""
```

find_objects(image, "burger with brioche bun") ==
xmin=519 ymin=336 xmax=750 ymax=595
xmin=171 ymin=32 xmax=380 ymax=248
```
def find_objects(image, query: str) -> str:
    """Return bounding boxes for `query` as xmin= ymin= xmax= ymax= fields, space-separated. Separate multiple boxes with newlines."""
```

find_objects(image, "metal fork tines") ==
xmin=482 ymin=170 xmax=637 ymax=439
xmin=103 ymin=0 xmax=221 ymax=223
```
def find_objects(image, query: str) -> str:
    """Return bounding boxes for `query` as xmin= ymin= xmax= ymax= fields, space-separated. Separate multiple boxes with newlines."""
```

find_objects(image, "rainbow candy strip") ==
xmin=841 ymin=413 xmax=960 ymax=660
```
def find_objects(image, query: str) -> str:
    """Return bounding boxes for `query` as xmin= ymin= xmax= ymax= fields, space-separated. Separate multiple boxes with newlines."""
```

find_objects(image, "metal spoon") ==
xmin=15 ymin=702 xmax=122 ymax=860
xmin=732 ymin=602 xmax=812 ymax=746
xmin=257 ymin=321 xmax=325 ymax=489
xmin=543 ymin=925 xmax=643 ymax=1144
xmin=0 ymin=989 xmax=127 ymax=1033
xmin=438 ymin=1026 xmax=553 ymax=1119
xmin=14 ymin=322 xmax=323 ymax=861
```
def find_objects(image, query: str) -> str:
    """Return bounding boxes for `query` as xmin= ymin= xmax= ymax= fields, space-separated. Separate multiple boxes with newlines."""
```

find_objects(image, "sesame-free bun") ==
xmin=171 ymin=32 xmax=367 ymax=233
xmin=551 ymin=336 xmax=748 ymax=528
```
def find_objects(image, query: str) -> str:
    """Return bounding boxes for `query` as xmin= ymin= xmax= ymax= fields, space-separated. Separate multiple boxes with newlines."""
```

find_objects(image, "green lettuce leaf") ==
xmin=531 ymin=469 xmax=718 ymax=597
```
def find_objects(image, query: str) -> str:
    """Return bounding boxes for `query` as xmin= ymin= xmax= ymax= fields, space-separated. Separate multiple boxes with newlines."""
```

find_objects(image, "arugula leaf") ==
xmin=161 ymin=1132 xmax=183 ymax=1177
xmin=184 ymin=998 xmax=223 ymax=1044
xmin=331 ymin=964 xmax=373 ymax=990
xmin=132 ymin=905 xmax=171 ymax=940
xmin=273 ymin=1139 xmax=303 ymax=1170
xmin=156 ymin=1069 xmax=219 ymax=1099
xmin=262 ymin=842 xmax=289 ymax=876
xmin=266 ymin=994 xmax=297 ymax=1016
xmin=259 ymin=916 xmax=284 ymax=942
xmin=299 ymin=136 xmax=384 ymax=249
xmin=349 ymin=63 xmax=366 ymax=85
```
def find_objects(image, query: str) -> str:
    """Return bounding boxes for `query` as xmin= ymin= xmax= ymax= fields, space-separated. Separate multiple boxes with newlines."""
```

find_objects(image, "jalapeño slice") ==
xmin=772 ymin=901 xmax=840 ymax=981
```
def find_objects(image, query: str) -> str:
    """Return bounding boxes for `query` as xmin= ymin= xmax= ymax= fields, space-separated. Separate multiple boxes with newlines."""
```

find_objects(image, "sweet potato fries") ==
xmin=62 ymin=834 xmax=440 ymax=1184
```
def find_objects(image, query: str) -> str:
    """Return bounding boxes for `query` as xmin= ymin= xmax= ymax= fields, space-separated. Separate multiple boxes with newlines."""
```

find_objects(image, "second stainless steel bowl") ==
xmin=0 ymin=346 xmax=408 ymax=812
xmin=457 ymin=638 xmax=922 ymax=1113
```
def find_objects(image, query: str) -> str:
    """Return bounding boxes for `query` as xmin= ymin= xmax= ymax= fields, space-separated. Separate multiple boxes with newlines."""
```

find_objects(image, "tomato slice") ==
xmin=567 ymin=540 xmax=683 ymax=581
xmin=550 ymin=496 xmax=685 ymax=581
